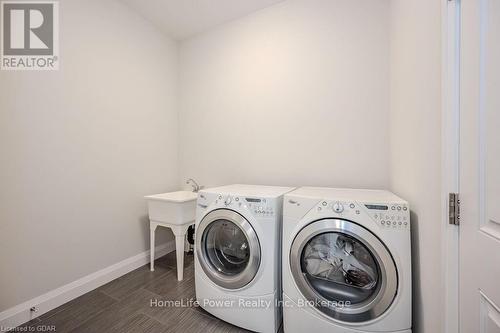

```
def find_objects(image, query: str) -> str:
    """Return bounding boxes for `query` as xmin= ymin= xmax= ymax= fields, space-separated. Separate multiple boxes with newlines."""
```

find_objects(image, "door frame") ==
xmin=441 ymin=0 xmax=461 ymax=332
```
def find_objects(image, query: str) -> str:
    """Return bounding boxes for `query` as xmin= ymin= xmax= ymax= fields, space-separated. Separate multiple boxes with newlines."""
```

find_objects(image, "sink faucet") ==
xmin=186 ymin=178 xmax=203 ymax=193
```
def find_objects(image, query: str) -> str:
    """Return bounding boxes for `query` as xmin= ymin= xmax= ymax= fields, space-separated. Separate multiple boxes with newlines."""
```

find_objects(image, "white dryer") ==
xmin=195 ymin=184 xmax=294 ymax=333
xmin=282 ymin=187 xmax=411 ymax=333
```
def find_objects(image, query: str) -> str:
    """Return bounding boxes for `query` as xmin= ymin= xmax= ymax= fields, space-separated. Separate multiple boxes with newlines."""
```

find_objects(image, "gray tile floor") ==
xmin=15 ymin=252 xmax=251 ymax=333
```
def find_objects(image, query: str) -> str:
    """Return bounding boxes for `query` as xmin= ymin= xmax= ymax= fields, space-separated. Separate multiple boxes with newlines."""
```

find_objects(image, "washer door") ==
xmin=290 ymin=219 xmax=398 ymax=323
xmin=196 ymin=209 xmax=261 ymax=289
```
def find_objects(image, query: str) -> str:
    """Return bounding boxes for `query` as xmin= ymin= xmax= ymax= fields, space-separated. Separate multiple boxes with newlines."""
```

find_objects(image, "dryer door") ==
xmin=196 ymin=209 xmax=261 ymax=289
xmin=290 ymin=218 xmax=397 ymax=323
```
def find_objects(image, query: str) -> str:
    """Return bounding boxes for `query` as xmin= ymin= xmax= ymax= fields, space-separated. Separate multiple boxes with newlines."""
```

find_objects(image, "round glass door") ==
xmin=290 ymin=219 xmax=397 ymax=323
xmin=197 ymin=209 xmax=261 ymax=289
xmin=204 ymin=220 xmax=250 ymax=275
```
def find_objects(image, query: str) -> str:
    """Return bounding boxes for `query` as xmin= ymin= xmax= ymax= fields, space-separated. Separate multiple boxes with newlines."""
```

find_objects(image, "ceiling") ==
xmin=119 ymin=0 xmax=286 ymax=40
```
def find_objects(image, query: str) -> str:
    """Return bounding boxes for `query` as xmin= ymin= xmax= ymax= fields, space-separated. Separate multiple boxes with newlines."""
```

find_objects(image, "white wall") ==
xmin=179 ymin=0 xmax=391 ymax=189
xmin=0 ymin=0 xmax=178 ymax=312
xmin=389 ymin=1 xmax=443 ymax=332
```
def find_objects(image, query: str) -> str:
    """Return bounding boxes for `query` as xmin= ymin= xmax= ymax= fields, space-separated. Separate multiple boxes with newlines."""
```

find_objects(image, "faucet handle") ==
xmin=186 ymin=178 xmax=202 ymax=192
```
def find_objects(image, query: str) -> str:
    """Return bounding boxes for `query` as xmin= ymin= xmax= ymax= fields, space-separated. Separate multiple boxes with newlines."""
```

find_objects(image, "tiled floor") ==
xmin=15 ymin=252 xmax=251 ymax=333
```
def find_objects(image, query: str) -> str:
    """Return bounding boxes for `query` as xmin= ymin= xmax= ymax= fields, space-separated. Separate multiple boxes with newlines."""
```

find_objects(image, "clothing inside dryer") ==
xmin=301 ymin=232 xmax=380 ymax=304
xmin=204 ymin=219 xmax=250 ymax=276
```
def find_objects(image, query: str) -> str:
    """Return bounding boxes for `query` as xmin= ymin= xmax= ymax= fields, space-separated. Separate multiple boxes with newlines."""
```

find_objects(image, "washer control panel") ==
xmin=214 ymin=194 xmax=275 ymax=217
xmin=367 ymin=204 xmax=410 ymax=229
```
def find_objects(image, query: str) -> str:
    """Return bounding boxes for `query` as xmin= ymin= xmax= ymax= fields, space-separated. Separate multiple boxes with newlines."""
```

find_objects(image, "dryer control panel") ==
xmin=365 ymin=203 xmax=410 ymax=229
xmin=312 ymin=200 xmax=410 ymax=230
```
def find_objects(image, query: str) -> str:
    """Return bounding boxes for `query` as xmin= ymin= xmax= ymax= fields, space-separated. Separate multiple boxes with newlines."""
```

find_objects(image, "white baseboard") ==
xmin=0 ymin=240 xmax=175 ymax=330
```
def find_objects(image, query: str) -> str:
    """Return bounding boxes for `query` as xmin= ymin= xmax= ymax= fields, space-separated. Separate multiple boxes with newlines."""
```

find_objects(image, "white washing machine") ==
xmin=282 ymin=187 xmax=411 ymax=333
xmin=195 ymin=184 xmax=295 ymax=333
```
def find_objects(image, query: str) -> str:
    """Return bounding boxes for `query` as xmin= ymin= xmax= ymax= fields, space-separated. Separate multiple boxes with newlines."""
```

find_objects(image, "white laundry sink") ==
xmin=144 ymin=191 xmax=198 ymax=225
xmin=145 ymin=190 xmax=198 ymax=280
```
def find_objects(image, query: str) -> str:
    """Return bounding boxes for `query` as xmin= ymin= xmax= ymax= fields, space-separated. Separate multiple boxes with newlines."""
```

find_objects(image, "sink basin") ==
xmin=145 ymin=191 xmax=197 ymax=225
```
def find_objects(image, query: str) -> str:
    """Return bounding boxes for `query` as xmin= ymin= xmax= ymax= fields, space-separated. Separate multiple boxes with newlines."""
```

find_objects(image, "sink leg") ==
xmin=150 ymin=222 xmax=157 ymax=272
xmin=175 ymin=234 xmax=185 ymax=281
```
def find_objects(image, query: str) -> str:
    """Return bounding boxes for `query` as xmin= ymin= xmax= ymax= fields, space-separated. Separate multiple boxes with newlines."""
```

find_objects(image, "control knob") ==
xmin=333 ymin=202 xmax=344 ymax=213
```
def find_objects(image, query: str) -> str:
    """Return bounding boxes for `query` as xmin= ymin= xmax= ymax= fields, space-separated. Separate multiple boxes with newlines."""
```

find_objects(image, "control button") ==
xmin=218 ymin=195 xmax=222 ymax=200
xmin=333 ymin=202 xmax=344 ymax=213
xmin=224 ymin=196 xmax=232 ymax=205
xmin=397 ymin=206 xmax=401 ymax=211
xmin=391 ymin=206 xmax=396 ymax=210
xmin=322 ymin=201 xmax=327 ymax=206
xmin=403 ymin=207 xmax=408 ymax=211
xmin=349 ymin=203 xmax=355 ymax=209
xmin=235 ymin=197 xmax=239 ymax=202
xmin=355 ymin=210 xmax=360 ymax=215
xmin=398 ymin=222 xmax=402 ymax=225
xmin=393 ymin=221 xmax=397 ymax=225
xmin=404 ymin=222 xmax=408 ymax=225
xmin=381 ymin=220 xmax=385 ymax=225
xmin=317 ymin=207 xmax=322 ymax=211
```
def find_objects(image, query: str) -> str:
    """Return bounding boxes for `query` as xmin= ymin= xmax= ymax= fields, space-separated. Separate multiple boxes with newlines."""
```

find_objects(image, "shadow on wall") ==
xmin=410 ymin=210 xmax=421 ymax=333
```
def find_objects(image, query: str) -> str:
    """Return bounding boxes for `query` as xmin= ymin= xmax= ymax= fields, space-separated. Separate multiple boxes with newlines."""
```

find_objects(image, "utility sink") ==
xmin=145 ymin=190 xmax=198 ymax=280
xmin=144 ymin=191 xmax=198 ymax=225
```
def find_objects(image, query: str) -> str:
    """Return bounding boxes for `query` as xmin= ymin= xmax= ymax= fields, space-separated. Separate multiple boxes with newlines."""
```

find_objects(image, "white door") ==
xmin=460 ymin=0 xmax=500 ymax=332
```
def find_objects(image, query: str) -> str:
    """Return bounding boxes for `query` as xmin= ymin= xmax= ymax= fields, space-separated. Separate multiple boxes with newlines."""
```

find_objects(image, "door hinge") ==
xmin=449 ymin=193 xmax=460 ymax=225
